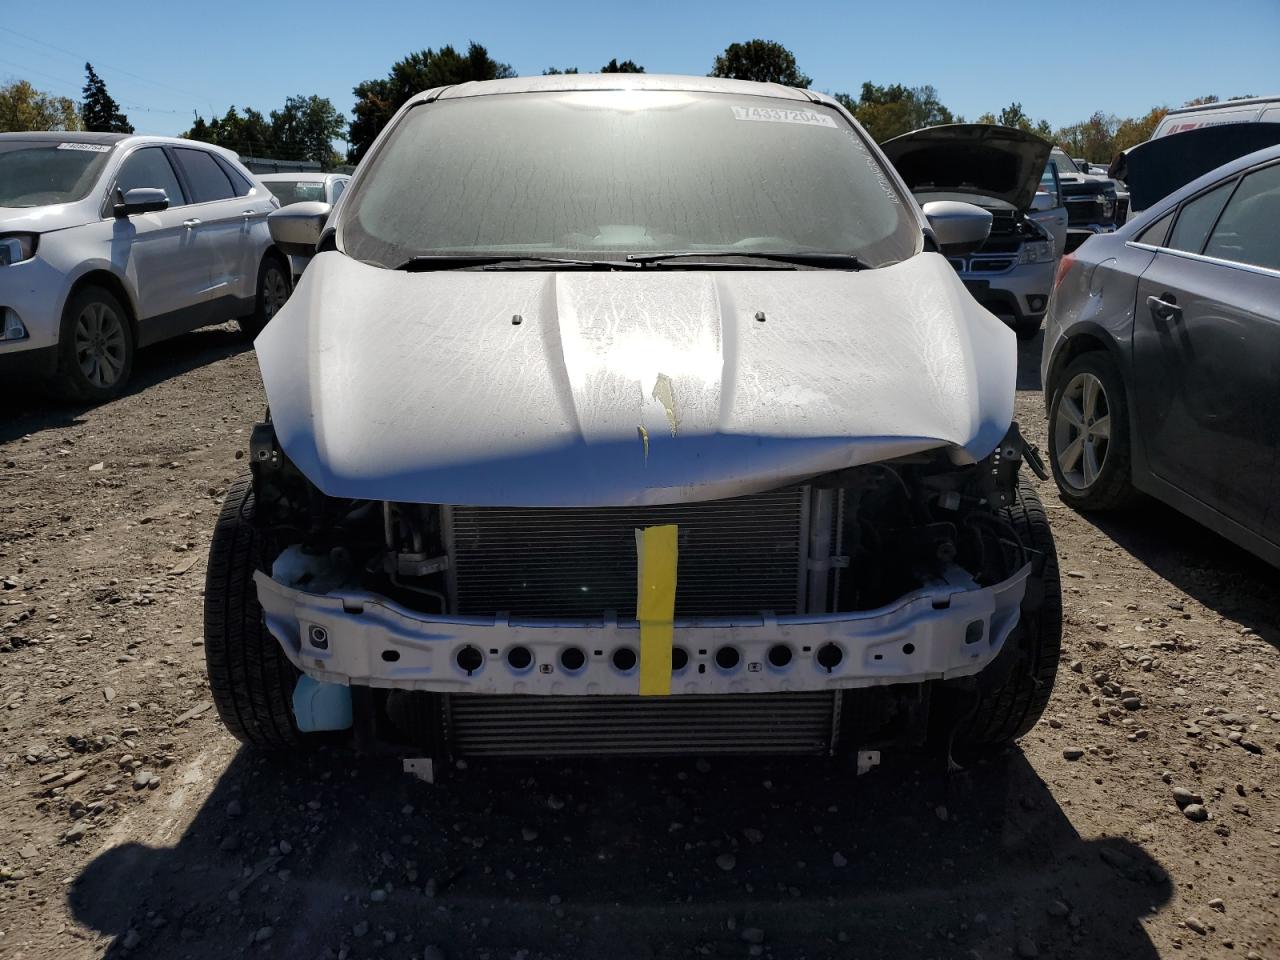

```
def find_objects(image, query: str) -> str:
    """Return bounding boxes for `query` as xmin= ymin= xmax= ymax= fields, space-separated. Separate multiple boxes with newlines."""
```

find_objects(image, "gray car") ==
xmin=1042 ymin=143 xmax=1280 ymax=566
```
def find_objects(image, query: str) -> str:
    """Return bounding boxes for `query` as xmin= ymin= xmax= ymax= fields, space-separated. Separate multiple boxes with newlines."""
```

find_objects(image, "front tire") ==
xmin=1047 ymin=350 xmax=1136 ymax=510
xmin=54 ymin=285 xmax=135 ymax=401
xmin=238 ymin=255 xmax=291 ymax=340
xmin=204 ymin=475 xmax=303 ymax=749
xmin=958 ymin=478 xmax=1062 ymax=746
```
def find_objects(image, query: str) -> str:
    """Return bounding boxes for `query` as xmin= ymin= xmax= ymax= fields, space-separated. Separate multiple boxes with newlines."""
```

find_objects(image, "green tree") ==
xmin=1054 ymin=111 xmax=1118 ymax=162
xmin=542 ymin=67 xmax=579 ymax=75
xmin=601 ymin=58 xmax=644 ymax=73
xmin=270 ymin=95 xmax=346 ymax=166
xmin=1112 ymin=106 xmax=1169 ymax=153
xmin=709 ymin=40 xmax=810 ymax=87
xmin=80 ymin=63 xmax=132 ymax=133
xmin=0 ymin=80 xmax=81 ymax=132
xmin=834 ymin=82 xmax=955 ymax=142
xmin=183 ymin=106 xmax=272 ymax=156
xmin=349 ymin=43 xmax=515 ymax=162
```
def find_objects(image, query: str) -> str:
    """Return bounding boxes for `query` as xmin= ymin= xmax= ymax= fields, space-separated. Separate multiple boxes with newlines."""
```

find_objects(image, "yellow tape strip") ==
xmin=636 ymin=524 xmax=678 ymax=696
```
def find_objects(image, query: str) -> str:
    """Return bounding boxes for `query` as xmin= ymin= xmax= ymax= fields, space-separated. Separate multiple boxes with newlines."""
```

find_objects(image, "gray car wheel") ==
xmin=238 ymin=255 xmax=291 ymax=339
xmin=54 ymin=286 xmax=135 ymax=402
xmin=1047 ymin=351 xmax=1136 ymax=510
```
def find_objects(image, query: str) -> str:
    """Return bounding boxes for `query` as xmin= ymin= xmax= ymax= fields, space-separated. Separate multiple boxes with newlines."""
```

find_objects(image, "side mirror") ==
xmin=922 ymin=200 xmax=992 ymax=257
xmin=1030 ymin=191 xmax=1057 ymax=212
xmin=113 ymin=187 xmax=169 ymax=218
xmin=268 ymin=202 xmax=332 ymax=257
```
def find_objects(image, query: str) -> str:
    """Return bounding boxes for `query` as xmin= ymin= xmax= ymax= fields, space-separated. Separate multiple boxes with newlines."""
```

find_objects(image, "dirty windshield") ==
xmin=0 ymin=140 xmax=113 ymax=207
xmin=341 ymin=90 xmax=919 ymax=267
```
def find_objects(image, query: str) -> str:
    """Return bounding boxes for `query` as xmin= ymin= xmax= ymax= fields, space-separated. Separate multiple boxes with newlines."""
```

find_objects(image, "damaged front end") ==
xmin=241 ymin=417 xmax=1052 ymax=759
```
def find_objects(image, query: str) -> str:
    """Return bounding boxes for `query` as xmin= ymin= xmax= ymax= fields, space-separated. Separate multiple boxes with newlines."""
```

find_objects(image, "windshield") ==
xmin=340 ymin=90 xmax=919 ymax=268
xmin=0 ymin=140 xmax=114 ymax=208
xmin=1050 ymin=148 xmax=1082 ymax=175
xmin=265 ymin=179 xmax=328 ymax=206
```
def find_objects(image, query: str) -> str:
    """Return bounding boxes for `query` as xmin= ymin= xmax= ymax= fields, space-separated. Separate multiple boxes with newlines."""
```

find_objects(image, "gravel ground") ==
xmin=0 ymin=325 xmax=1277 ymax=959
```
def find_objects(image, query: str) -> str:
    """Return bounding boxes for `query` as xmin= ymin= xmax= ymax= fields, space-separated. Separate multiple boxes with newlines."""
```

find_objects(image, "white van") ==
xmin=1152 ymin=95 xmax=1280 ymax=138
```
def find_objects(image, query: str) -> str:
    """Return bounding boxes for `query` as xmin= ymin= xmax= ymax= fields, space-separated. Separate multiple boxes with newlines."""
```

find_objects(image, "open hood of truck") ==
xmin=882 ymin=124 xmax=1053 ymax=212
xmin=256 ymin=251 xmax=1015 ymax=507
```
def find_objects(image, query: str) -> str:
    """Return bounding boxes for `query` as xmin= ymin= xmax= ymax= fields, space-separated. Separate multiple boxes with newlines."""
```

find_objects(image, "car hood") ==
xmin=882 ymin=124 xmax=1053 ymax=212
xmin=1112 ymin=123 xmax=1280 ymax=210
xmin=0 ymin=199 xmax=99 ymax=233
xmin=256 ymin=252 xmax=1015 ymax=507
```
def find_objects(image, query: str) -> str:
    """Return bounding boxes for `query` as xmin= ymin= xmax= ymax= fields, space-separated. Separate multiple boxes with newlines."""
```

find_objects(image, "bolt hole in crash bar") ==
xmin=277 ymin=524 xmax=1029 ymax=733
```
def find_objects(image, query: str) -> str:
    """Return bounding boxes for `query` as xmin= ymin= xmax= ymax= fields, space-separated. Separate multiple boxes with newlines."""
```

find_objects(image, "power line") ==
xmin=0 ymin=57 xmax=200 ymax=117
xmin=0 ymin=25 xmax=219 ymax=111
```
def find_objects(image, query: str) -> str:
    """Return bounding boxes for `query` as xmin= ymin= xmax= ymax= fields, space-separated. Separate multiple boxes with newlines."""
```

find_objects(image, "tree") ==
xmin=834 ymin=82 xmax=955 ymax=142
xmin=0 ymin=80 xmax=81 ymax=132
xmin=542 ymin=67 xmax=579 ymax=75
xmin=80 ymin=63 xmax=132 ymax=133
xmin=349 ymin=43 xmax=515 ymax=162
xmin=1054 ymin=111 xmax=1119 ymax=161
xmin=601 ymin=58 xmax=644 ymax=73
xmin=1112 ymin=106 xmax=1169 ymax=153
xmin=183 ymin=106 xmax=272 ymax=157
xmin=270 ymin=95 xmax=346 ymax=166
xmin=709 ymin=40 xmax=810 ymax=87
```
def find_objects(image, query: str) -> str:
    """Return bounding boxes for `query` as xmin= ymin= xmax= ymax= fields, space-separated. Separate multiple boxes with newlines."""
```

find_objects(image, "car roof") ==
xmin=1164 ymin=94 xmax=1280 ymax=116
xmin=0 ymin=131 xmax=129 ymax=145
xmin=0 ymin=131 xmax=243 ymax=162
xmin=425 ymin=72 xmax=821 ymax=105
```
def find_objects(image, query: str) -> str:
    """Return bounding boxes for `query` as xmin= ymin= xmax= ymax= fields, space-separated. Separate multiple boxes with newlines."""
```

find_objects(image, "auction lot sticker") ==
xmin=57 ymin=142 xmax=113 ymax=152
xmin=731 ymin=105 xmax=837 ymax=128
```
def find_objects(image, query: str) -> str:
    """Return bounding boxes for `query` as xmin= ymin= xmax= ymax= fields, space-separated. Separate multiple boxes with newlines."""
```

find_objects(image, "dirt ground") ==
xmin=0 ymin=325 xmax=1277 ymax=960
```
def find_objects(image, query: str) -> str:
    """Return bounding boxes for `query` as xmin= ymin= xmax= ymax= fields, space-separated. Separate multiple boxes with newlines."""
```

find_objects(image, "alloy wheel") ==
xmin=1053 ymin=371 xmax=1112 ymax=490
xmin=73 ymin=301 xmax=127 ymax=389
xmin=262 ymin=266 xmax=289 ymax=319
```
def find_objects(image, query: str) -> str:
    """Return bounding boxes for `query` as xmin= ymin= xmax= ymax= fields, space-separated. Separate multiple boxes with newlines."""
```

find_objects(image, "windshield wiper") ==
xmin=625 ymin=251 xmax=871 ymax=270
xmin=393 ymin=255 xmax=639 ymax=271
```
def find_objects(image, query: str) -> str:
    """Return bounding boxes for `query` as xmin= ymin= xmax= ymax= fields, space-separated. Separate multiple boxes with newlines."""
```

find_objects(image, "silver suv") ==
xmin=0 ymin=132 xmax=289 ymax=400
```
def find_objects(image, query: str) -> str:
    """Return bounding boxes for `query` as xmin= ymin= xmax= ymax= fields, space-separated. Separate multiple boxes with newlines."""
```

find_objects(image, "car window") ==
xmin=1167 ymin=181 xmax=1234 ymax=254
xmin=173 ymin=148 xmax=235 ymax=203
xmin=331 ymin=179 xmax=347 ymax=203
xmin=214 ymin=155 xmax=254 ymax=197
xmin=115 ymin=147 xmax=185 ymax=207
xmin=1137 ymin=211 xmax=1174 ymax=247
xmin=1203 ymin=162 xmax=1280 ymax=271
xmin=1039 ymin=162 xmax=1061 ymax=207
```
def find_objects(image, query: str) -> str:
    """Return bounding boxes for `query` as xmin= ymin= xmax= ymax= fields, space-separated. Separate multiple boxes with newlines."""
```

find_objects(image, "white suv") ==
xmin=0 ymin=132 xmax=289 ymax=400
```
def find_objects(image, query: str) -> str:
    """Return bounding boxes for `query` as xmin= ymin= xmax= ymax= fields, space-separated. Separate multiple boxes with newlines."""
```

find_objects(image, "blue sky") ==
xmin=3 ymin=0 xmax=1277 ymax=140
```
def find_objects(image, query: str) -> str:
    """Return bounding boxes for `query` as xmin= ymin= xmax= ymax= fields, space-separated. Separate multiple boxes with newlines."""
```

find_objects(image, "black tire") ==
xmin=204 ymin=474 xmax=303 ymax=749
xmin=237 ymin=255 xmax=291 ymax=340
xmin=959 ymin=478 xmax=1062 ymax=746
xmin=54 ymin=285 xmax=135 ymax=402
xmin=1046 ymin=350 xmax=1136 ymax=510
xmin=1013 ymin=316 xmax=1042 ymax=341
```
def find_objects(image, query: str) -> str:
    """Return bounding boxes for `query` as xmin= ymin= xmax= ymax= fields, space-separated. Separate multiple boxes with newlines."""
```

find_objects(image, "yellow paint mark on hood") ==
xmin=651 ymin=373 xmax=680 ymax=437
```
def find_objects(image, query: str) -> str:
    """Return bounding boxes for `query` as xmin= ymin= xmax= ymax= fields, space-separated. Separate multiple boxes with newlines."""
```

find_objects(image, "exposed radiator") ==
xmin=447 ymin=487 xmax=810 ymax=619
xmin=447 ymin=692 xmax=836 ymax=757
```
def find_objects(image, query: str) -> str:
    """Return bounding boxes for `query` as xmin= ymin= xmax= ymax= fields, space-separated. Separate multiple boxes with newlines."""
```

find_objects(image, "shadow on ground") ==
xmin=72 ymin=747 xmax=1169 ymax=959
xmin=0 ymin=324 xmax=250 ymax=445
xmin=1016 ymin=329 xmax=1044 ymax=394
xmin=1084 ymin=497 xmax=1280 ymax=649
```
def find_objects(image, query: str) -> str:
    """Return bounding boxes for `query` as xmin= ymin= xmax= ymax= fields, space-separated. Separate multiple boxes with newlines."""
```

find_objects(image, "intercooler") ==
xmin=445 ymin=486 xmax=810 ymax=619
xmin=445 ymin=692 xmax=837 ymax=756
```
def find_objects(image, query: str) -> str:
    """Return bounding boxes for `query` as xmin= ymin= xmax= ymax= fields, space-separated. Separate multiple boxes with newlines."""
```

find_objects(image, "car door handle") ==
xmin=182 ymin=218 xmax=201 ymax=229
xmin=241 ymin=209 xmax=256 ymax=217
xmin=1147 ymin=294 xmax=1181 ymax=322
